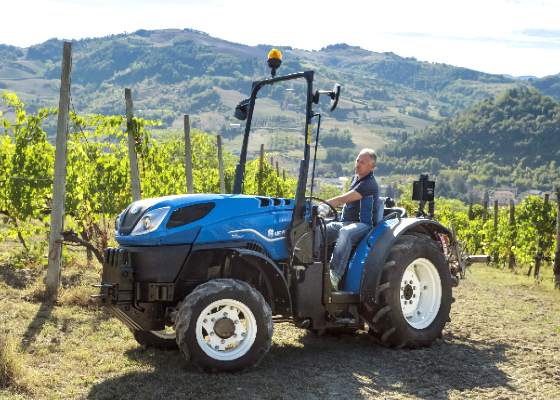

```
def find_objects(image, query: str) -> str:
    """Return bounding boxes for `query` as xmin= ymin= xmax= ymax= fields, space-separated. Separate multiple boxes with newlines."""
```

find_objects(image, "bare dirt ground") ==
xmin=1 ymin=258 xmax=559 ymax=400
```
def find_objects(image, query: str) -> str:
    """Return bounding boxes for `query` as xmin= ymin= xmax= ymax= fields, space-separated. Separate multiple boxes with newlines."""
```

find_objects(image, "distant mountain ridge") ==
xmin=2 ymin=28 xmax=558 ymax=197
xmin=530 ymin=73 xmax=560 ymax=100
xmin=2 ymin=28 xmax=547 ymax=133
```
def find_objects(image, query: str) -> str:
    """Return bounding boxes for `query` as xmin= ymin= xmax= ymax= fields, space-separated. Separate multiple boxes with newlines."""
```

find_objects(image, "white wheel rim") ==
xmin=195 ymin=299 xmax=257 ymax=361
xmin=400 ymin=258 xmax=442 ymax=329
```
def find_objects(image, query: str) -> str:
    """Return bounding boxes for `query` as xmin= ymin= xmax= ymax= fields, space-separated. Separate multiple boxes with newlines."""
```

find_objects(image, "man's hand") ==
xmin=317 ymin=203 xmax=331 ymax=218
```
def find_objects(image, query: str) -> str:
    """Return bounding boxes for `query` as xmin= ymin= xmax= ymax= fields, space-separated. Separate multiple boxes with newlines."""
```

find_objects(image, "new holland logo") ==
xmin=228 ymin=228 xmax=286 ymax=242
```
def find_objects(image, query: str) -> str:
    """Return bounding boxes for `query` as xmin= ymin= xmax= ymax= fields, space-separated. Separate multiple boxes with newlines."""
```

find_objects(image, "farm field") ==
xmin=1 ymin=247 xmax=559 ymax=400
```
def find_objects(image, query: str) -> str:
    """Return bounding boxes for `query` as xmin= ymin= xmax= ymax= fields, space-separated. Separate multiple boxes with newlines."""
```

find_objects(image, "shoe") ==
xmin=330 ymin=270 xmax=340 ymax=290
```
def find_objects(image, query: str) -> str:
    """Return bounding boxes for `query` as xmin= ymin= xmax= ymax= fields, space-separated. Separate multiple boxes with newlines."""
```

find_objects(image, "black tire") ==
xmin=366 ymin=234 xmax=452 ymax=348
xmin=175 ymin=279 xmax=273 ymax=372
xmin=131 ymin=329 xmax=178 ymax=350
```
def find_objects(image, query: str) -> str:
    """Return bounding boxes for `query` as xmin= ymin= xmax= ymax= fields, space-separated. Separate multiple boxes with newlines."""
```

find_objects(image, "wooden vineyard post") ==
xmin=275 ymin=161 xmax=280 ymax=197
xmin=490 ymin=199 xmax=499 ymax=267
xmin=125 ymin=88 xmax=141 ymax=201
xmin=217 ymin=135 xmax=225 ymax=194
xmin=468 ymin=202 xmax=473 ymax=220
xmin=554 ymin=186 xmax=560 ymax=289
xmin=482 ymin=191 xmax=489 ymax=222
xmin=46 ymin=42 xmax=72 ymax=299
xmin=257 ymin=144 xmax=264 ymax=195
xmin=184 ymin=115 xmax=193 ymax=193
xmin=508 ymin=199 xmax=516 ymax=270
xmin=493 ymin=200 xmax=499 ymax=229
xmin=283 ymin=169 xmax=286 ymax=181
xmin=532 ymin=193 xmax=550 ymax=280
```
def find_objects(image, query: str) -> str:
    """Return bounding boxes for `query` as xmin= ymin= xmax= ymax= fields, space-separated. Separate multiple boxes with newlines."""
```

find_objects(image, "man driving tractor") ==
xmin=317 ymin=148 xmax=379 ymax=289
xmin=97 ymin=50 xmax=459 ymax=372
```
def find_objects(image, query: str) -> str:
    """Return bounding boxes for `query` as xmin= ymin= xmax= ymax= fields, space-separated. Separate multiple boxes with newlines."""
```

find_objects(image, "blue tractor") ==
xmin=98 ymin=49 xmax=466 ymax=372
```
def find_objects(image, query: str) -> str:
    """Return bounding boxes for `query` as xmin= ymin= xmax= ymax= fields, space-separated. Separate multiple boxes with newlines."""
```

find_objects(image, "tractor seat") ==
xmin=374 ymin=197 xmax=384 ymax=226
xmin=376 ymin=197 xmax=407 ymax=225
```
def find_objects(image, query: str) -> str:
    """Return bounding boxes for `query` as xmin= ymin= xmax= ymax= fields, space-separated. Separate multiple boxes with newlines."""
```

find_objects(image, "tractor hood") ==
xmin=115 ymin=194 xmax=295 ymax=247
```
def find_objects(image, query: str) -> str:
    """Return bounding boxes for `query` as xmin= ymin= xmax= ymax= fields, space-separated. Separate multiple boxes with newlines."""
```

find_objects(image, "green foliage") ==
xmin=326 ymin=148 xmax=354 ymax=163
xmin=513 ymin=196 xmax=556 ymax=265
xmin=393 ymin=179 xmax=558 ymax=273
xmin=321 ymin=129 xmax=354 ymax=148
xmin=384 ymin=87 xmax=560 ymax=199
xmin=0 ymin=93 xmax=55 ymax=255
xmin=243 ymin=156 xmax=296 ymax=198
xmin=2 ymin=92 xmax=556 ymax=276
xmin=315 ymin=183 xmax=342 ymax=200
xmin=2 ymin=93 xmax=55 ymax=221
xmin=434 ymin=194 xmax=558 ymax=270
xmin=0 ymin=93 xmax=297 ymax=261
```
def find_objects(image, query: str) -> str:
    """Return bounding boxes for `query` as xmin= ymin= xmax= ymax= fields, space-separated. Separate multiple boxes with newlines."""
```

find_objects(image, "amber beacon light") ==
xmin=267 ymin=48 xmax=282 ymax=77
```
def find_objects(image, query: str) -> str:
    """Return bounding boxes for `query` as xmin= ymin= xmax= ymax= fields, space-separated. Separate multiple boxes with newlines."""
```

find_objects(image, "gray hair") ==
xmin=359 ymin=148 xmax=377 ymax=164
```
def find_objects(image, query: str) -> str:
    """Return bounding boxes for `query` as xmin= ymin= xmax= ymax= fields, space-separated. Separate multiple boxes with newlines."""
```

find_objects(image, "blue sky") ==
xmin=1 ymin=0 xmax=559 ymax=77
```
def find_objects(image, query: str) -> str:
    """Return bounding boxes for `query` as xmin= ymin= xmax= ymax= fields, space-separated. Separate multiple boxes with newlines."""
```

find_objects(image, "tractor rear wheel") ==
xmin=175 ymin=279 xmax=273 ymax=372
xmin=367 ymin=234 xmax=452 ymax=348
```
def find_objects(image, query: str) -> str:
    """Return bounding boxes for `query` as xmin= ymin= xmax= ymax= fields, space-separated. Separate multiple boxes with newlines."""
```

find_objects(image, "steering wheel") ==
xmin=306 ymin=196 xmax=338 ymax=221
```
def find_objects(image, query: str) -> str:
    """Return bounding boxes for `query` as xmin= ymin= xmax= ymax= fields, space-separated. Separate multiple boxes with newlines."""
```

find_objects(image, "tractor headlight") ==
xmin=115 ymin=211 xmax=124 ymax=232
xmin=130 ymin=207 xmax=170 ymax=236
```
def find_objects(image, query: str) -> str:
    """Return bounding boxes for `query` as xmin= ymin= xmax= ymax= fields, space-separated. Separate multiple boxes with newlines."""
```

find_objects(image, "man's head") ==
xmin=355 ymin=148 xmax=376 ymax=178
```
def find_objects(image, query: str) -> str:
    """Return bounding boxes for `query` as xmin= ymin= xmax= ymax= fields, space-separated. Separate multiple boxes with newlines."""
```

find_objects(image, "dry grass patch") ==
xmin=59 ymin=284 xmax=98 ymax=308
xmin=0 ymin=333 xmax=30 ymax=394
xmin=1 ymin=249 xmax=560 ymax=399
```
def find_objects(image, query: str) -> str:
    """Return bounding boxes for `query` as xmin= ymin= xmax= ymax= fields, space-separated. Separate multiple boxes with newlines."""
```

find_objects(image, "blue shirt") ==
xmin=341 ymin=172 xmax=378 ymax=226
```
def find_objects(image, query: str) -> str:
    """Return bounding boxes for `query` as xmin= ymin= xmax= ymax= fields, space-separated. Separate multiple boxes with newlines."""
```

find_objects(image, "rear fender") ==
xmin=359 ymin=218 xmax=452 ymax=306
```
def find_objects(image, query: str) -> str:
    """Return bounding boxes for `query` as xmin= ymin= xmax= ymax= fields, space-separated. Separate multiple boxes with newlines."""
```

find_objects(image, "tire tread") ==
xmin=366 ymin=234 xmax=452 ymax=349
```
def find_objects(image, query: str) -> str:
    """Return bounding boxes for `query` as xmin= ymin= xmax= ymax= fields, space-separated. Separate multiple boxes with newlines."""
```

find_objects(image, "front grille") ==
xmin=104 ymin=247 xmax=127 ymax=268
xmin=101 ymin=247 xmax=134 ymax=304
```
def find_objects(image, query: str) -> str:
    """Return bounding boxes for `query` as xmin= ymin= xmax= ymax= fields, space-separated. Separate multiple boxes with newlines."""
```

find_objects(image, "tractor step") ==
xmin=330 ymin=291 xmax=360 ymax=304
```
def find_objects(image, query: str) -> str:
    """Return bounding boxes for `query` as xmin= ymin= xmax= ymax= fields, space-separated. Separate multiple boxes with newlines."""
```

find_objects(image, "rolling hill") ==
xmin=0 ymin=29 xmax=522 ymax=137
xmin=383 ymin=86 xmax=560 ymax=198
xmin=1 ymin=28 xmax=559 ymax=196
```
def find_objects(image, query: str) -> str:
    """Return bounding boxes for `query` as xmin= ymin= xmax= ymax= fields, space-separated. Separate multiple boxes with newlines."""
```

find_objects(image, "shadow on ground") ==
xmin=86 ymin=329 xmax=513 ymax=400
xmin=20 ymin=299 xmax=54 ymax=350
xmin=0 ymin=263 xmax=42 ymax=289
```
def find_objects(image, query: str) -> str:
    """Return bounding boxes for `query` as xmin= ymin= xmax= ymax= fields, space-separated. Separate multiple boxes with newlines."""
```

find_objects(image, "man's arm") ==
xmin=326 ymin=190 xmax=362 ymax=208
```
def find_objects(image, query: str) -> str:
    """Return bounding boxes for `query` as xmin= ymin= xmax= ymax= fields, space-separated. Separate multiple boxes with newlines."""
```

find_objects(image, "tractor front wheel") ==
xmin=175 ymin=279 xmax=273 ymax=372
xmin=367 ymin=234 xmax=452 ymax=348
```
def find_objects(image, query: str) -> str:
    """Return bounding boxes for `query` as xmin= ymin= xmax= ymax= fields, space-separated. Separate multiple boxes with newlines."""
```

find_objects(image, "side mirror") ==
xmin=234 ymin=98 xmax=250 ymax=120
xmin=313 ymin=83 xmax=342 ymax=111
xmin=330 ymin=83 xmax=341 ymax=111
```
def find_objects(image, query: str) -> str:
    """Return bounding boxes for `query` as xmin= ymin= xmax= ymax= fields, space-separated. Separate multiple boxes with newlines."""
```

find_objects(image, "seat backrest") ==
xmin=374 ymin=197 xmax=385 ymax=225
